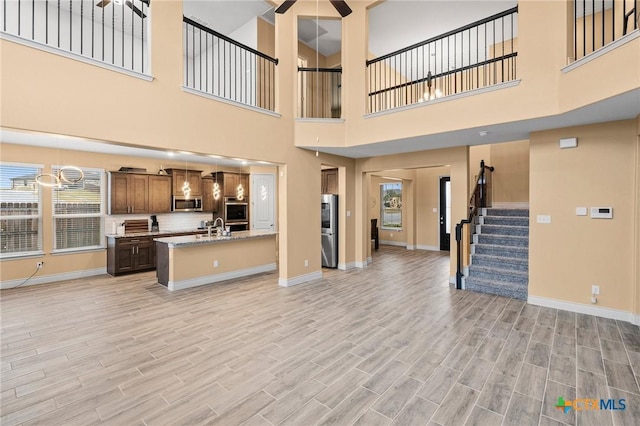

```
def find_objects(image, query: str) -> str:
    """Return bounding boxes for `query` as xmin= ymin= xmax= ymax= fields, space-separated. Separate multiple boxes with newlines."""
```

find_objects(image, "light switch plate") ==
xmin=576 ymin=207 xmax=587 ymax=216
xmin=433 ymin=208 xmax=438 ymax=213
xmin=537 ymin=215 xmax=551 ymax=224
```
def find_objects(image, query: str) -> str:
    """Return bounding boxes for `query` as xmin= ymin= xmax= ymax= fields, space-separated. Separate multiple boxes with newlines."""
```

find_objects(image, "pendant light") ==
xmin=35 ymin=143 xmax=84 ymax=188
xmin=213 ymin=160 xmax=221 ymax=201
xmin=236 ymin=160 xmax=245 ymax=201
xmin=182 ymin=156 xmax=191 ymax=199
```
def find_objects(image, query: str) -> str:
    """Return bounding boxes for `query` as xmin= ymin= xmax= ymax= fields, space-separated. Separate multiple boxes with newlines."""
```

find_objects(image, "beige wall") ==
xmin=490 ymin=140 xmax=530 ymax=203
xmin=529 ymin=119 xmax=638 ymax=312
xmin=416 ymin=166 xmax=451 ymax=249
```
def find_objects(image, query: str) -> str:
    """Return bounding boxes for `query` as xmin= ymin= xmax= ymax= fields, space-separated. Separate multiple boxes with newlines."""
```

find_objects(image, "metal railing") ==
xmin=0 ymin=0 xmax=149 ymax=73
xmin=366 ymin=7 xmax=518 ymax=114
xmin=297 ymin=67 xmax=342 ymax=118
xmin=572 ymin=0 xmax=638 ymax=60
xmin=183 ymin=16 xmax=278 ymax=112
xmin=455 ymin=160 xmax=494 ymax=290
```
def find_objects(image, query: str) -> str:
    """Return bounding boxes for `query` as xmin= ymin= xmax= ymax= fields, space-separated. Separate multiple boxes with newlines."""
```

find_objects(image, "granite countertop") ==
xmin=105 ymin=228 xmax=209 ymax=239
xmin=154 ymin=230 xmax=277 ymax=248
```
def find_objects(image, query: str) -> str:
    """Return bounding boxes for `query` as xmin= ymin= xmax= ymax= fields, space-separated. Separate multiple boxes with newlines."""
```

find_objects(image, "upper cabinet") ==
xmin=201 ymin=176 xmax=221 ymax=213
xmin=166 ymin=169 xmax=203 ymax=197
xmin=322 ymin=168 xmax=338 ymax=194
xmin=213 ymin=172 xmax=250 ymax=200
xmin=108 ymin=172 xmax=171 ymax=215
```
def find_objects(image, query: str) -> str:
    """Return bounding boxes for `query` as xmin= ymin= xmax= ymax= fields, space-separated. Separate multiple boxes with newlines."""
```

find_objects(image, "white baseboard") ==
xmin=169 ymin=263 xmax=276 ymax=291
xmin=416 ymin=245 xmax=440 ymax=251
xmin=528 ymin=295 xmax=637 ymax=324
xmin=1 ymin=267 xmax=107 ymax=290
xmin=356 ymin=257 xmax=373 ymax=268
xmin=406 ymin=245 xmax=415 ymax=250
xmin=449 ymin=276 xmax=456 ymax=285
xmin=338 ymin=262 xmax=356 ymax=271
xmin=492 ymin=202 xmax=530 ymax=209
xmin=380 ymin=240 xmax=407 ymax=247
xmin=278 ymin=270 xmax=322 ymax=288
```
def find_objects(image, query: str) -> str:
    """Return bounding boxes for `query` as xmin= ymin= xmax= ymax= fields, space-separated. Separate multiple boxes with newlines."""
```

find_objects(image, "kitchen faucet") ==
xmin=213 ymin=217 xmax=225 ymax=236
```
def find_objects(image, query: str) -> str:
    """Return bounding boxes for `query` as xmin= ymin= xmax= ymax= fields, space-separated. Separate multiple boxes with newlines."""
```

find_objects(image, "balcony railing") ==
xmin=183 ymin=16 xmax=278 ymax=112
xmin=366 ymin=7 xmax=518 ymax=114
xmin=573 ymin=0 xmax=638 ymax=60
xmin=297 ymin=67 xmax=342 ymax=119
xmin=0 ymin=0 xmax=149 ymax=74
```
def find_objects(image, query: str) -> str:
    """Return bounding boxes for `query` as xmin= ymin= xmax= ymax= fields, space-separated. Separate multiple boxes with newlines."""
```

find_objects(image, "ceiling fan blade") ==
xmin=125 ymin=0 xmax=147 ymax=18
xmin=275 ymin=0 xmax=296 ymax=14
xmin=96 ymin=0 xmax=111 ymax=8
xmin=329 ymin=0 xmax=352 ymax=17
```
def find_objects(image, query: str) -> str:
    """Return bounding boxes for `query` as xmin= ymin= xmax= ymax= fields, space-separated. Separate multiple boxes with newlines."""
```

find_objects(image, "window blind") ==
xmin=0 ymin=163 xmax=43 ymax=257
xmin=52 ymin=167 xmax=105 ymax=251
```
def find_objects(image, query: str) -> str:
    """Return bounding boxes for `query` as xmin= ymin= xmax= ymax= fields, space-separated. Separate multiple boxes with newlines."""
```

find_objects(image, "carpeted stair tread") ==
xmin=485 ymin=208 xmax=529 ymax=217
xmin=464 ymin=276 xmax=528 ymax=300
xmin=467 ymin=265 xmax=528 ymax=284
xmin=476 ymin=224 xmax=529 ymax=237
xmin=472 ymin=243 xmax=528 ymax=258
xmin=475 ymin=234 xmax=529 ymax=247
xmin=471 ymin=254 xmax=528 ymax=272
xmin=481 ymin=216 xmax=529 ymax=226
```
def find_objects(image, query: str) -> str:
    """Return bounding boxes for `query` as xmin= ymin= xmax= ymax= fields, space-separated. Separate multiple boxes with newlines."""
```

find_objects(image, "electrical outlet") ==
xmin=213 ymin=260 xmax=219 ymax=268
xmin=592 ymin=285 xmax=600 ymax=295
xmin=304 ymin=259 xmax=309 ymax=267
xmin=36 ymin=261 xmax=44 ymax=269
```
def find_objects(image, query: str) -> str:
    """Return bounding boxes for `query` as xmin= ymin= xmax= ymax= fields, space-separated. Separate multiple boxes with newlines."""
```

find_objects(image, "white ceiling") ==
xmin=0 ymin=129 xmax=277 ymax=169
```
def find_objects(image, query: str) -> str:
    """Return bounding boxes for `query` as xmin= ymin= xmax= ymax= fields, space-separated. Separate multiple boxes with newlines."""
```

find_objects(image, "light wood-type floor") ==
xmin=1 ymin=246 xmax=640 ymax=426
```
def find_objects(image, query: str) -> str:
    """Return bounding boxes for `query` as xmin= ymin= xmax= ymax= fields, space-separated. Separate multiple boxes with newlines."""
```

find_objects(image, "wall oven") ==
xmin=225 ymin=198 xmax=248 ymax=225
xmin=172 ymin=196 xmax=203 ymax=212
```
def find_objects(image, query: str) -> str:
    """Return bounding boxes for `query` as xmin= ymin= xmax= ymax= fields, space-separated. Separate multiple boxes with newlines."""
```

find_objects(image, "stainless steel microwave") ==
xmin=172 ymin=196 xmax=203 ymax=212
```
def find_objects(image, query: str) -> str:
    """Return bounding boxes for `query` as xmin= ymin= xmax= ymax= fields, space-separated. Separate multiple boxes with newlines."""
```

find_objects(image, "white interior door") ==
xmin=251 ymin=173 xmax=275 ymax=231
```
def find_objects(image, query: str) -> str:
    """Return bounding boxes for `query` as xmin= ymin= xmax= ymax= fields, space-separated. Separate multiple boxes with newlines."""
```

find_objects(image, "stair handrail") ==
xmin=455 ymin=160 xmax=495 ymax=290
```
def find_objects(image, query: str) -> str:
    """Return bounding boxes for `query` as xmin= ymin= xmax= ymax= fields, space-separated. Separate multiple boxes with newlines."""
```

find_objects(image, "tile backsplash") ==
xmin=106 ymin=212 xmax=218 ymax=234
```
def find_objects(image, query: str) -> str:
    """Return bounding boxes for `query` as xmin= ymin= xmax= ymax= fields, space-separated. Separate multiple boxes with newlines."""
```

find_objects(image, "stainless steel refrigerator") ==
xmin=321 ymin=194 xmax=338 ymax=268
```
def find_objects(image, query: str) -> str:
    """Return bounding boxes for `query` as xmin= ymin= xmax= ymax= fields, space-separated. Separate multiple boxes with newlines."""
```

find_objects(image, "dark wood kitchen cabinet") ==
xmin=201 ymin=176 xmax=221 ymax=213
xmin=109 ymin=172 xmax=149 ymax=214
xmin=321 ymin=168 xmax=338 ymax=194
xmin=108 ymin=172 xmax=171 ymax=214
xmin=148 ymin=175 xmax=172 ymax=213
xmin=166 ymin=169 xmax=203 ymax=197
xmin=107 ymin=236 xmax=155 ymax=276
xmin=212 ymin=172 xmax=250 ymax=200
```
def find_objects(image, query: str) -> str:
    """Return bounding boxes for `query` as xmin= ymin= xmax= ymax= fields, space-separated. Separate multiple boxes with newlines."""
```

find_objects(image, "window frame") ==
xmin=51 ymin=166 xmax=106 ymax=254
xmin=0 ymin=162 xmax=44 ymax=259
xmin=379 ymin=181 xmax=403 ymax=231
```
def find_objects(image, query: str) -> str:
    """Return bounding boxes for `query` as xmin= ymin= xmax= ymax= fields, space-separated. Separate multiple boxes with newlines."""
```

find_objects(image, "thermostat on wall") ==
xmin=590 ymin=207 xmax=613 ymax=219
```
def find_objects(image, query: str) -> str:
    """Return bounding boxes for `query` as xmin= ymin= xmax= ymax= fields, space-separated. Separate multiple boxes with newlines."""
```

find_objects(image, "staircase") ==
xmin=465 ymin=208 xmax=529 ymax=300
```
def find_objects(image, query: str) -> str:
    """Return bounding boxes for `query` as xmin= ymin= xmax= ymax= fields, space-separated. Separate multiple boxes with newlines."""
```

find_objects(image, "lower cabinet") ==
xmin=107 ymin=237 xmax=155 ymax=276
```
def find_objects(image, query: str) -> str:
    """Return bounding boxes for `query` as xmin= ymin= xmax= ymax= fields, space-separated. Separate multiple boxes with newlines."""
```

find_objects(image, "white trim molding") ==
xmin=380 ymin=240 xmax=407 ymax=247
xmin=278 ymin=270 xmax=322 ymax=288
xmin=338 ymin=262 xmax=356 ymax=271
xmin=563 ymin=30 xmax=639 ymax=73
xmin=449 ymin=276 xmax=456 ymax=285
xmin=0 ymin=32 xmax=154 ymax=81
xmin=1 ymin=267 xmax=107 ymax=290
xmin=416 ymin=245 xmax=440 ymax=251
xmin=169 ymin=263 xmax=276 ymax=291
xmin=182 ymin=87 xmax=281 ymax=118
xmin=528 ymin=295 xmax=638 ymax=325
xmin=406 ymin=245 xmax=416 ymax=250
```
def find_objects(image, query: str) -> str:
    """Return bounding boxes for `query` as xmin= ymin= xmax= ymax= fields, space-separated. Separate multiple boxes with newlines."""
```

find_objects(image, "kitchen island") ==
xmin=154 ymin=230 xmax=277 ymax=291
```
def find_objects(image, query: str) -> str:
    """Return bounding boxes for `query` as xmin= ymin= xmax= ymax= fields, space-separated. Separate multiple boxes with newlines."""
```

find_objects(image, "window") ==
xmin=52 ymin=167 xmax=105 ymax=252
xmin=0 ymin=163 xmax=43 ymax=258
xmin=380 ymin=182 xmax=402 ymax=229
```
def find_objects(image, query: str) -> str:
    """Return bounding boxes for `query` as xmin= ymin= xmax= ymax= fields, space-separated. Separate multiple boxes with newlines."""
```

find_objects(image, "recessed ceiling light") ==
xmin=232 ymin=158 xmax=246 ymax=162
xmin=257 ymin=161 xmax=271 ymax=165
xmin=479 ymin=131 xmax=489 ymax=137
xmin=167 ymin=152 xmax=175 ymax=156
xmin=178 ymin=151 xmax=193 ymax=155
xmin=208 ymin=154 xmax=222 ymax=159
